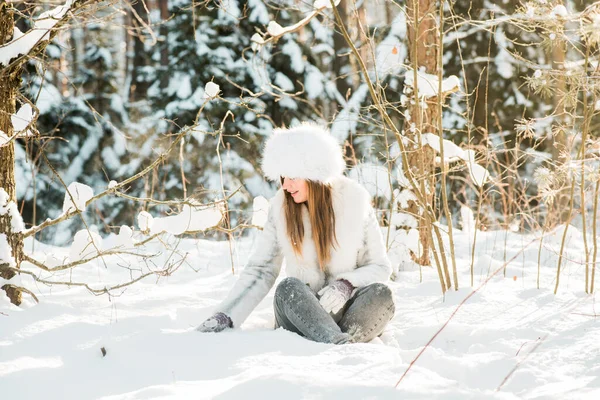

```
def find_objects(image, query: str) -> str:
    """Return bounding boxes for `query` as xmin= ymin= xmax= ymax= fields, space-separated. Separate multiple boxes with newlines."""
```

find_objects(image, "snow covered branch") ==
xmin=252 ymin=10 xmax=321 ymax=47
xmin=419 ymin=133 xmax=490 ymax=188
xmin=403 ymin=70 xmax=461 ymax=99
xmin=252 ymin=1 xmax=340 ymax=46
xmin=0 ymin=103 xmax=37 ymax=148
xmin=0 ymin=0 xmax=79 ymax=67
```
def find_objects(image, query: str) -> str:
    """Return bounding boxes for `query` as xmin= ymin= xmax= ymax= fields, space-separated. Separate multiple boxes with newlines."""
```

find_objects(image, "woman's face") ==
xmin=282 ymin=177 xmax=309 ymax=203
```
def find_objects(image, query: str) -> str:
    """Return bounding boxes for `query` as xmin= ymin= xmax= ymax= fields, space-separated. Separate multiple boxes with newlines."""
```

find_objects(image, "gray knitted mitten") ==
xmin=197 ymin=312 xmax=233 ymax=333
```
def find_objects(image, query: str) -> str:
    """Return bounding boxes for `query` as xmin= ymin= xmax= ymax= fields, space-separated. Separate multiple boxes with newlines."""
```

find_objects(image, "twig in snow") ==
xmin=496 ymin=293 xmax=589 ymax=391
xmin=515 ymin=337 xmax=542 ymax=357
xmin=394 ymin=237 xmax=539 ymax=388
xmin=496 ymin=334 xmax=549 ymax=392
xmin=571 ymin=312 xmax=599 ymax=318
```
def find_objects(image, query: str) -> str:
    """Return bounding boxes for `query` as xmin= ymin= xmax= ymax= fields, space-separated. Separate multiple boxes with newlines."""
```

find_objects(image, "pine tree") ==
xmin=22 ymin=22 xmax=129 ymax=242
xmin=145 ymin=0 xmax=335 ymax=221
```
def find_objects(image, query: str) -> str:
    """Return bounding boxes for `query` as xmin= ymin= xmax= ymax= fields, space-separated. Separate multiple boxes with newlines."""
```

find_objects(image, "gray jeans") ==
xmin=273 ymin=277 xmax=395 ymax=344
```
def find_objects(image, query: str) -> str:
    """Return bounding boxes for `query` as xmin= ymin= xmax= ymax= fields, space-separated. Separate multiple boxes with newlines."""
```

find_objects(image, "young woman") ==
xmin=198 ymin=124 xmax=395 ymax=344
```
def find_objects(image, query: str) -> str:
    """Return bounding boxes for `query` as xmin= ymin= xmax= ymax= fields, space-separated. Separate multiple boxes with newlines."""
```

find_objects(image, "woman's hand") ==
xmin=318 ymin=279 xmax=354 ymax=314
xmin=196 ymin=312 xmax=233 ymax=333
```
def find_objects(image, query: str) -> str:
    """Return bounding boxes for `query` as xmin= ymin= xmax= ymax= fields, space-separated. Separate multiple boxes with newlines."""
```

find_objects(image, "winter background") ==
xmin=1 ymin=0 xmax=600 ymax=399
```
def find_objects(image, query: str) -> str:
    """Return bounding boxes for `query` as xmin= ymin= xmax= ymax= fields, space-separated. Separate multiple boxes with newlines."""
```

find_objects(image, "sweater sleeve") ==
xmin=214 ymin=205 xmax=284 ymax=327
xmin=336 ymin=206 xmax=392 ymax=287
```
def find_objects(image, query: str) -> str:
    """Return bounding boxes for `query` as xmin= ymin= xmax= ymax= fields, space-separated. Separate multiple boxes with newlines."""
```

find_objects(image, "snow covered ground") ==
xmin=1 ymin=225 xmax=600 ymax=399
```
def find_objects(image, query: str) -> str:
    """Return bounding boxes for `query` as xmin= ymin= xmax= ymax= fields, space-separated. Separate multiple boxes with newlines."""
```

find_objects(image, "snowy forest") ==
xmin=1 ymin=0 xmax=600 ymax=398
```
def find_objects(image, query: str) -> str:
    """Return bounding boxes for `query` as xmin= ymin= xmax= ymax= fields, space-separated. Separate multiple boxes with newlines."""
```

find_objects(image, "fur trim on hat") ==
xmin=261 ymin=124 xmax=345 ymax=182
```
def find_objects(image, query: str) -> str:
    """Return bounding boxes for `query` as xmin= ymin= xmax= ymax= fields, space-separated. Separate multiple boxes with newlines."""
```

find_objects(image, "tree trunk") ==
xmin=0 ymin=2 xmax=24 ymax=305
xmin=353 ymin=1 xmax=370 ymax=85
xmin=332 ymin=0 xmax=351 ymax=98
xmin=385 ymin=0 xmax=394 ymax=25
xmin=550 ymin=18 xmax=570 ymax=225
xmin=405 ymin=0 xmax=439 ymax=266
xmin=158 ymin=0 xmax=169 ymax=88
xmin=130 ymin=0 xmax=150 ymax=102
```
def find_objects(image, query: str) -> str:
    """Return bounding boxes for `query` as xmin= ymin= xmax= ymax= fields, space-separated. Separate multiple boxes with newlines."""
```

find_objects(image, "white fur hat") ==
xmin=261 ymin=124 xmax=345 ymax=183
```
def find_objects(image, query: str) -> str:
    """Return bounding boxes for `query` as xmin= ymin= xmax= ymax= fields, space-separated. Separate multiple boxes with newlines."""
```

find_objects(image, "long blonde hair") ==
xmin=282 ymin=180 xmax=338 ymax=270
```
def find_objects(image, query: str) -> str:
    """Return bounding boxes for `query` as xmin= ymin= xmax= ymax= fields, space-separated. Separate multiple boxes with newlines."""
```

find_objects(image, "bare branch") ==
xmin=8 ymin=262 xmax=180 ymax=296
xmin=23 ymin=121 xmax=202 ymax=238
xmin=22 ymin=250 xmax=159 ymax=273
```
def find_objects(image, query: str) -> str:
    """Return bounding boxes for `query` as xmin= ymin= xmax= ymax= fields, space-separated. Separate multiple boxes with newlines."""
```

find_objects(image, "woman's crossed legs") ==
xmin=273 ymin=277 xmax=395 ymax=344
